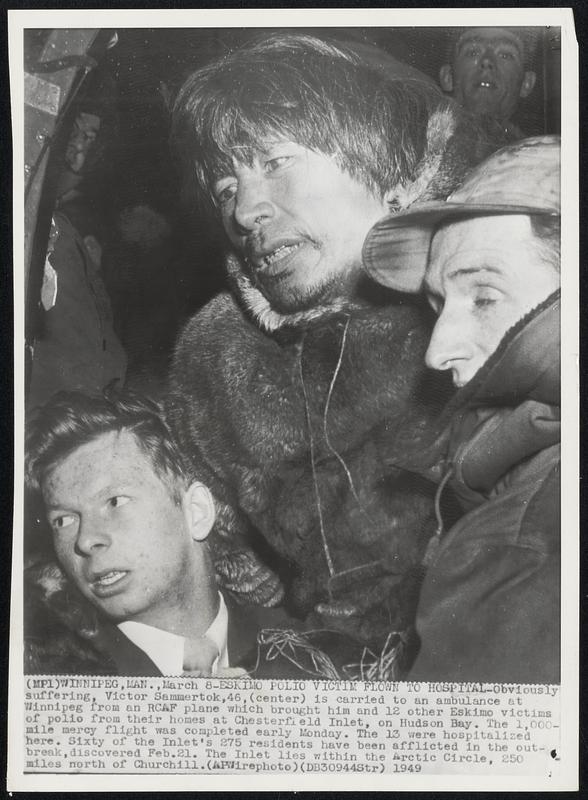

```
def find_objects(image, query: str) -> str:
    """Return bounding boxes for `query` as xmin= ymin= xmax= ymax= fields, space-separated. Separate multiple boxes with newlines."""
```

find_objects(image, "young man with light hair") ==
xmin=25 ymin=392 xmax=309 ymax=677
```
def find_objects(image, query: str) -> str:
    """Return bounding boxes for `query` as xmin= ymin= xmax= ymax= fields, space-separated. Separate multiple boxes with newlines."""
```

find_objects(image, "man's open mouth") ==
xmin=251 ymin=241 xmax=305 ymax=276
xmin=475 ymin=77 xmax=498 ymax=91
xmin=91 ymin=570 xmax=129 ymax=596
xmin=263 ymin=242 xmax=301 ymax=265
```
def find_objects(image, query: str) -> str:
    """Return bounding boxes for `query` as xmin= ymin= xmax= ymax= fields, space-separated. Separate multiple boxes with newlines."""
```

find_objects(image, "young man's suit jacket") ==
xmin=94 ymin=600 xmax=367 ymax=680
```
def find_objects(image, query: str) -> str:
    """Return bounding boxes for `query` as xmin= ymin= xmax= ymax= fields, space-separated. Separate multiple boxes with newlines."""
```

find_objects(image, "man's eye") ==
xmin=108 ymin=496 xmax=130 ymax=509
xmin=474 ymin=297 xmax=496 ymax=308
xmin=473 ymin=291 xmax=499 ymax=309
xmin=265 ymin=155 xmax=292 ymax=173
xmin=213 ymin=181 xmax=237 ymax=206
xmin=464 ymin=47 xmax=479 ymax=58
xmin=50 ymin=514 xmax=76 ymax=531
xmin=499 ymin=50 xmax=515 ymax=60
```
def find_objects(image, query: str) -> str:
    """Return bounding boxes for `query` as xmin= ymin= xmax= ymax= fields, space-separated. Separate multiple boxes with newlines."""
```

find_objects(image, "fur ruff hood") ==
xmin=225 ymin=251 xmax=358 ymax=334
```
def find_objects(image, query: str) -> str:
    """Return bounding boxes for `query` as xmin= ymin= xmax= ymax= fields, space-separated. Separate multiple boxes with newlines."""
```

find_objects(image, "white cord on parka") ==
xmin=298 ymin=315 xmax=373 ymax=581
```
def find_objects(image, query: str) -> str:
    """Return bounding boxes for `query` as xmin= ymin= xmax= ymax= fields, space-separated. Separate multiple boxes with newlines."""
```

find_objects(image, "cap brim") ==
xmin=362 ymin=202 xmax=558 ymax=293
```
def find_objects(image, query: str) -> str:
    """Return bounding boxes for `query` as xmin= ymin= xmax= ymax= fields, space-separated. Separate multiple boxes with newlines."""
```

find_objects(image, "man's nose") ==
xmin=425 ymin=312 xmax=469 ymax=373
xmin=75 ymin=517 xmax=111 ymax=556
xmin=232 ymin=174 xmax=275 ymax=233
xmin=479 ymin=47 xmax=497 ymax=70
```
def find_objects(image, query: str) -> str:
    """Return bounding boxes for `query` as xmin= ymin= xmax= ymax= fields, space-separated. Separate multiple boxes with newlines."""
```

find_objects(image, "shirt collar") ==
xmin=117 ymin=592 xmax=229 ymax=676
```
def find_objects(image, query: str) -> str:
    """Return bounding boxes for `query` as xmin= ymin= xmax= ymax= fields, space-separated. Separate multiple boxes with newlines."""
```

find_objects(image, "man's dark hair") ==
xmin=172 ymin=32 xmax=504 ymax=216
xmin=26 ymin=391 xmax=191 ymax=502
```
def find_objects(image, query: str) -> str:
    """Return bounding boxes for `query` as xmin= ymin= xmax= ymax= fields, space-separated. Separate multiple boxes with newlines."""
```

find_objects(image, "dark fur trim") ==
xmin=24 ymin=557 xmax=116 ymax=675
xmin=167 ymin=293 xmax=445 ymax=645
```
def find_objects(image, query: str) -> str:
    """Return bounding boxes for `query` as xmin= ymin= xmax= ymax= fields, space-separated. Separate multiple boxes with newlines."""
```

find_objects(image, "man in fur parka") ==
xmin=168 ymin=33 xmax=509 ymax=656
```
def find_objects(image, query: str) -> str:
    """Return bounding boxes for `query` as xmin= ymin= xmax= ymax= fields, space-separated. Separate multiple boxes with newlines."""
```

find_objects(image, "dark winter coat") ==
xmin=167 ymin=287 xmax=451 ymax=648
xmin=398 ymin=293 xmax=561 ymax=683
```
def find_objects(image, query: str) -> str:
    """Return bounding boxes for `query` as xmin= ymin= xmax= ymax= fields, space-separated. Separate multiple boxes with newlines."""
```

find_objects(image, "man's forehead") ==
xmin=72 ymin=429 xmax=138 ymax=460
xmin=424 ymin=213 xmax=540 ymax=288
xmin=425 ymin=217 xmax=495 ymax=285
xmin=456 ymin=28 xmax=523 ymax=55
xmin=44 ymin=431 xmax=147 ymax=489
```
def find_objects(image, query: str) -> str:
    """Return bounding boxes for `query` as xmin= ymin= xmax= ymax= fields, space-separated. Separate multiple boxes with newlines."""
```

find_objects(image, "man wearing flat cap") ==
xmin=364 ymin=136 xmax=561 ymax=683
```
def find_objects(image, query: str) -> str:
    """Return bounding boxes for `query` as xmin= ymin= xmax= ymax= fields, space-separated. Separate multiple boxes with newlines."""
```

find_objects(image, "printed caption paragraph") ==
xmin=24 ymin=678 xmax=560 ymax=776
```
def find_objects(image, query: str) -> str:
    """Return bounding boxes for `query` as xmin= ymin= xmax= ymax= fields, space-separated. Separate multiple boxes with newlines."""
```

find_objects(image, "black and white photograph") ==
xmin=8 ymin=7 xmax=578 ymax=791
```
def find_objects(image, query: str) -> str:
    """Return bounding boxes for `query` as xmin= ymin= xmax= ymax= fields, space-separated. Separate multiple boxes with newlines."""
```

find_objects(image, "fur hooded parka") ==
xmin=167 ymin=279 xmax=452 ymax=648
xmin=166 ymin=110 xmax=510 ymax=651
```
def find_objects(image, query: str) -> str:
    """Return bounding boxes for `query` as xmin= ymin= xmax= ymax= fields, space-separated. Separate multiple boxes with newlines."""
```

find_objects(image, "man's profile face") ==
xmin=213 ymin=140 xmax=390 ymax=313
xmin=443 ymin=28 xmax=534 ymax=121
xmin=424 ymin=214 xmax=559 ymax=388
xmin=42 ymin=430 xmax=198 ymax=627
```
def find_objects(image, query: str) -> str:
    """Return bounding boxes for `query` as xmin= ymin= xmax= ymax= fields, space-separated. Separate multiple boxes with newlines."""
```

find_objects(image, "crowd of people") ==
xmin=24 ymin=28 xmax=561 ymax=683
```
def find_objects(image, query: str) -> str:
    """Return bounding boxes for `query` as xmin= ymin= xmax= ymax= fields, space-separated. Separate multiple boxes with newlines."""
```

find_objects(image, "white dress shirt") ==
xmin=117 ymin=593 xmax=229 ymax=676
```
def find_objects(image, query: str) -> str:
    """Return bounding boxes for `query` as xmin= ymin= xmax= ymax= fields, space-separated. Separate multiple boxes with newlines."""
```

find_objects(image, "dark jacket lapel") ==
xmin=95 ymin=622 xmax=163 ymax=676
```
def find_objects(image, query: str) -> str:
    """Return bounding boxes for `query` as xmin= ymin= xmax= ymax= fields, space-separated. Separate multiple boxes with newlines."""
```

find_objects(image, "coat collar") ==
xmin=225 ymin=252 xmax=356 ymax=334
xmin=391 ymin=292 xmax=561 ymax=494
xmin=92 ymin=595 xmax=292 ymax=676
xmin=459 ymin=291 xmax=560 ymax=408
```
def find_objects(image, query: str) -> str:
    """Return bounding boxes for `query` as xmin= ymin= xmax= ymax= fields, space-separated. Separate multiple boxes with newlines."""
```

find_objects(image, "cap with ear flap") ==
xmin=362 ymin=135 xmax=560 ymax=293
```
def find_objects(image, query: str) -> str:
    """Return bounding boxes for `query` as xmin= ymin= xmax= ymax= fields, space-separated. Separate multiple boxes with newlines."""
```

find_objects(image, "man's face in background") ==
xmin=214 ymin=140 xmax=390 ymax=314
xmin=65 ymin=112 xmax=101 ymax=174
xmin=440 ymin=28 xmax=536 ymax=121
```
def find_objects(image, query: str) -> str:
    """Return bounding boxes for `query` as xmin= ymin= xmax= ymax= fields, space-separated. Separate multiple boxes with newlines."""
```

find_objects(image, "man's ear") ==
xmin=439 ymin=64 xmax=454 ymax=93
xmin=520 ymin=70 xmax=536 ymax=98
xmin=183 ymin=482 xmax=216 ymax=542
